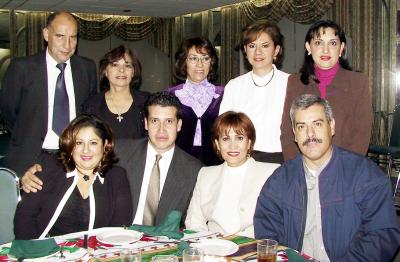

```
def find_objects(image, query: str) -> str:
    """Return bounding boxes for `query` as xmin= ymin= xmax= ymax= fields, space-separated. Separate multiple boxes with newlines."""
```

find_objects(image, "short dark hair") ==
xmin=174 ymin=36 xmax=219 ymax=83
xmin=59 ymin=114 xmax=117 ymax=175
xmin=211 ymin=111 xmax=256 ymax=159
xmin=289 ymin=94 xmax=334 ymax=127
xmin=144 ymin=91 xmax=182 ymax=120
xmin=241 ymin=20 xmax=284 ymax=68
xmin=99 ymin=45 xmax=142 ymax=91
xmin=300 ymin=20 xmax=352 ymax=85
xmin=46 ymin=11 xmax=78 ymax=30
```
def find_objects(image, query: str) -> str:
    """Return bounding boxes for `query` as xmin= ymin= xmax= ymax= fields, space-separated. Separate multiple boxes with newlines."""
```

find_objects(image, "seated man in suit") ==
xmin=254 ymin=94 xmax=400 ymax=261
xmin=21 ymin=92 xmax=203 ymax=226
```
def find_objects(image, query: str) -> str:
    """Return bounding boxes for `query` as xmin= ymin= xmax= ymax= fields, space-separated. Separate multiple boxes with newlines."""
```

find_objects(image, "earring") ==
xmin=273 ymin=56 xmax=277 ymax=61
xmin=307 ymin=51 xmax=311 ymax=55
xmin=247 ymin=149 xmax=251 ymax=158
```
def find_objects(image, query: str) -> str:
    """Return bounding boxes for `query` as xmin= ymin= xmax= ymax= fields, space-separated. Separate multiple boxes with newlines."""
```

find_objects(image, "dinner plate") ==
xmin=191 ymin=239 xmax=239 ymax=256
xmin=96 ymin=228 xmax=143 ymax=245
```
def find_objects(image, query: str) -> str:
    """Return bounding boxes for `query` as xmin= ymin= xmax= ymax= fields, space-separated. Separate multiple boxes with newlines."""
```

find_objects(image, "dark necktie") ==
xmin=143 ymin=154 xmax=162 ymax=226
xmin=52 ymin=63 xmax=69 ymax=136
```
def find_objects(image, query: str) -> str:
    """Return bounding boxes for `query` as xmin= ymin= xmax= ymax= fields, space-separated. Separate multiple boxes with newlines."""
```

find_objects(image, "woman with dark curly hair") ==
xmin=14 ymin=114 xmax=132 ymax=239
xmin=167 ymin=36 xmax=224 ymax=166
xmin=83 ymin=45 xmax=149 ymax=139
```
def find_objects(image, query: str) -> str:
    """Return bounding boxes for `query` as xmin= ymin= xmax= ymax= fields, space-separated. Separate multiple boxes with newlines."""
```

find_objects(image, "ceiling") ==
xmin=0 ymin=0 xmax=247 ymax=17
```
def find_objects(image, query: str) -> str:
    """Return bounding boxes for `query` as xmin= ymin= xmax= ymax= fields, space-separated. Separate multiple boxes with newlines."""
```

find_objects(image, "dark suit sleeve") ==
xmin=87 ymin=59 xmax=97 ymax=97
xmin=109 ymin=167 xmax=133 ymax=226
xmin=0 ymin=59 xmax=25 ymax=130
xmin=14 ymin=170 xmax=50 ymax=240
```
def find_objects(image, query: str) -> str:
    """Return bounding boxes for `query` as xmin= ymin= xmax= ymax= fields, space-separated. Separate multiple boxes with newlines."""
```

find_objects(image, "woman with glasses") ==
xmin=167 ymin=36 xmax=223 ymax=165
xmin=219 ymin=20 xmax=289 ymax=164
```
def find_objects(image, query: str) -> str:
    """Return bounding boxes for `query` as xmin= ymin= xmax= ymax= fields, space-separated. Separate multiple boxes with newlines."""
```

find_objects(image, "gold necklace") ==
xmin=251 ymin=67 xmax=275 ymax=87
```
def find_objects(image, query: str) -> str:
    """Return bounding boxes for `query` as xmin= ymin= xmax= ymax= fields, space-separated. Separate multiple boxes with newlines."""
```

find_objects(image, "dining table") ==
xmin=0 ymin=227 xmax=313 ymax=261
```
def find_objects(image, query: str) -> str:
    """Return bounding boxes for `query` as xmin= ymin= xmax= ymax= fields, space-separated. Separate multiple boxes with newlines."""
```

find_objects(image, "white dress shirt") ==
xmin=133 ymin=143 xmax=175 ymax=224
xmin=42 ymin=49 xmax=76 ymax=149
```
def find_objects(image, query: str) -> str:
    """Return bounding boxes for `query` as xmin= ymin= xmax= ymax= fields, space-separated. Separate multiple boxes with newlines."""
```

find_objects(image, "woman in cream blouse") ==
xmin=185 ymin=111 xmax=279 ymax=237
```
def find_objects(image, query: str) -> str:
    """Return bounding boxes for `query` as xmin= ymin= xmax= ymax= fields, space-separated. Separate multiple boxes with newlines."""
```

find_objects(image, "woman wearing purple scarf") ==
xmin=167 ymin=36 xmax=223 ymax=165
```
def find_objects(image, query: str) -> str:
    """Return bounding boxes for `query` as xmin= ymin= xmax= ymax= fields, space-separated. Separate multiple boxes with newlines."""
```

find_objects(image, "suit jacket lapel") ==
xmin=157 ymin=146 xmax=183 ymax=221
xmin=130 ymin=140 xmax=147 ymax=217
xmin=38 ymin=51 xmax=49 ymax=138
xmin=70 ymin=55 xmax=85 ymax=114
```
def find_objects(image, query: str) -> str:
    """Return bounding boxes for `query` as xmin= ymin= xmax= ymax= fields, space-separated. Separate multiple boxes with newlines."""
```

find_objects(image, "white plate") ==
xmin=96 ymin=228 xmax=143 ymax=245
xmin=191 ymin=239 xmax=239 ymax=256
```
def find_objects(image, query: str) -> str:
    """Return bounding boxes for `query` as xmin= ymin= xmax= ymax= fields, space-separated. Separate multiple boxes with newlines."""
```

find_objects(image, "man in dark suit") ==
xmin=0 ymin=11 xmax=97 ymax=176
xmin=115 ymin=92 xmax=203 ymax=225
xmin=21 ymin=92 xmax=203 ymax=226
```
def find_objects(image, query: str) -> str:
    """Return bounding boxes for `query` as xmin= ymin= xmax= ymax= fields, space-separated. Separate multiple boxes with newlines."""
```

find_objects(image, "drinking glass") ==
xmin=121 ymin=249 xmax=142 ymax=262
xmin=183 ymin=247 xmax=204 ymax=262
xmin=257 ymin=239 xmax=278 ymax=262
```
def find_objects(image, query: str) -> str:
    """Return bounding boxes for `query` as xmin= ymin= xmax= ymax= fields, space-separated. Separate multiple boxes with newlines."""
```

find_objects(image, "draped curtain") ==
xmin=328 ymin=0 xmax=397 ymax=145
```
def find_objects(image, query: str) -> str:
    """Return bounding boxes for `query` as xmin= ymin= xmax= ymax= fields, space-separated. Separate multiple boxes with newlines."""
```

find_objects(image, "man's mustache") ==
xmin=302 ymin=138 xmax=323 ymax=146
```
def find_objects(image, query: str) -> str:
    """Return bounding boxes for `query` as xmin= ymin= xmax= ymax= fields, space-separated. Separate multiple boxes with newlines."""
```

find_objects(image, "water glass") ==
xmin=121 ymin=249 xmax=142 ymax=262
xmin=183 ymin=247 xmax=204 ymax=262
xmin=257 ymin=239 xmax=278 ymax=262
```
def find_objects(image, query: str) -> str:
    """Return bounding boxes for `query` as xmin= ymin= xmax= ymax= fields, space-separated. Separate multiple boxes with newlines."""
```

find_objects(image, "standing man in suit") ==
xmin=20 ymin=92 xmax=203 ymax=226
xmin=0 ymin=11 xmax=97 ymax=176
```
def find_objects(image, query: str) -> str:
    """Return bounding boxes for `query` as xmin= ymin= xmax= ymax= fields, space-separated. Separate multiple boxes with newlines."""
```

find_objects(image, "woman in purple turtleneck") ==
xmin=280 ymin=20 xmax=372 ymax=161
xmin=167 ymin=36 xmax=223 ymax=166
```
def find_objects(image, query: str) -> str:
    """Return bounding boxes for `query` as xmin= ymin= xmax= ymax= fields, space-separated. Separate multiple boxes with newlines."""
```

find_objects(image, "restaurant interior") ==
xmin=0 ymin=0 xmax=399 ymax=260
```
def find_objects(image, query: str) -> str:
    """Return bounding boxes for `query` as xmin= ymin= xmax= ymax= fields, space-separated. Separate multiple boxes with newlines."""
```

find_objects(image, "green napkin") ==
xmin=285 ymin=248 xmax=309 ymax=262
xmin=9 ymin=238 xmax=59 ymax=259
xmin=175 ymin=240 xmax=190 ymax=256
xmin=129 ymin=210 xmax=184 ymax=239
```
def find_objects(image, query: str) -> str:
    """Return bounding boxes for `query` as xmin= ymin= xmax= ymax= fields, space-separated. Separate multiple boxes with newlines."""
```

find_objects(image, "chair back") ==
xmin=0 ymin=167 xmax=20 ymax=244
xmin=389 ymin=105 xmax=400 ymax=148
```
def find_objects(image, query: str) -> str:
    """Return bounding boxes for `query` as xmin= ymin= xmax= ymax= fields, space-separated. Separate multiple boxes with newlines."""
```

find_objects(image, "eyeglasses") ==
xmin=187 ymin=56 xmax=211 ymax=64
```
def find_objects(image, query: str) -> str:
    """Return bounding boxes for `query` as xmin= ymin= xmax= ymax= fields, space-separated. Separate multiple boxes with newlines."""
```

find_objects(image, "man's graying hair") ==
xmin=289 ymin=94 xmax=333 ymax=127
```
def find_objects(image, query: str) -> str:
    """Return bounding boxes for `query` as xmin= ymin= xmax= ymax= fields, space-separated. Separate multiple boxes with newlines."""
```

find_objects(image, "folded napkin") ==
xmin=129 ymin=210 xmax=184 ymax=239
xmin=285 ymin=248 xmax=309 ymax=262
xmin=9 ymin=238 xmax=59 ymax=259
xmin=175 ymin=240 xmax=190 ymax=256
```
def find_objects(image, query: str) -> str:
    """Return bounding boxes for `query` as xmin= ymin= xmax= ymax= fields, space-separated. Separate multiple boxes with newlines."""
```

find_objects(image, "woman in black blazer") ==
xmin=14 ymin=114 xmax=133 ymax=239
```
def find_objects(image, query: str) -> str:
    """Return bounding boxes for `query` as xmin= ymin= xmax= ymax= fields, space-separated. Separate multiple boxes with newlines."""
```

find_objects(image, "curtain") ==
xmin=328 ymin=0 xmax=397 ymax=145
